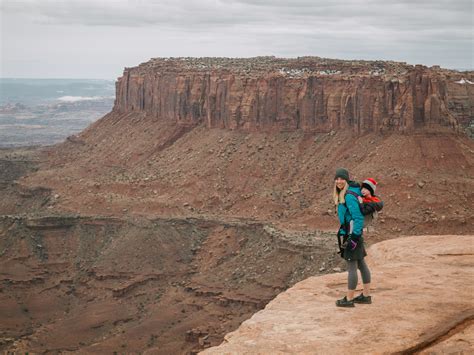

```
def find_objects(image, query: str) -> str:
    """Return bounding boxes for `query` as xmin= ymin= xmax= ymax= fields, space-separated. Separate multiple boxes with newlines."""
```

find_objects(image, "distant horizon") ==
xmin=0 ymin=77 xmax=114 ymax=147
xmin=0 ymin=77 xmax=117 ymax=81
xmin=1 ymin=55 xmax=473 ymax=81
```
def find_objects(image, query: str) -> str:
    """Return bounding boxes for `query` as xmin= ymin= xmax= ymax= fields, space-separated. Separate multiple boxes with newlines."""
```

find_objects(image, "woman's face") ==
xmin=335 ymin=177 xmax=347 ymax=190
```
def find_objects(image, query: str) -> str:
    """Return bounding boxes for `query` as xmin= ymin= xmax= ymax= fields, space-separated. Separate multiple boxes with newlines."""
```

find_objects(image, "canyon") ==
xmin=1 ymin=57 xmax=473 ymax=353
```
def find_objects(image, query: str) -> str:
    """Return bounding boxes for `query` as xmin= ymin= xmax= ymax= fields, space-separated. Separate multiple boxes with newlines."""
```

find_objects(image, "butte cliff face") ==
xmin=113 ymin=57 xmax=471 ymax=133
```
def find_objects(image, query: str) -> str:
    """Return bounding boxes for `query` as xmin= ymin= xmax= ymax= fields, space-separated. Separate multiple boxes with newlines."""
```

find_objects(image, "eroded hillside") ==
xmin=19 ymin=118 xmax=474 ymax=236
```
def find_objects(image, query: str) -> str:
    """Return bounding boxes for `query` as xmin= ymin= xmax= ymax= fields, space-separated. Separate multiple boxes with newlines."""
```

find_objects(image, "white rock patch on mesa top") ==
xmin=455 ymin=78 xmax=474 ymax=84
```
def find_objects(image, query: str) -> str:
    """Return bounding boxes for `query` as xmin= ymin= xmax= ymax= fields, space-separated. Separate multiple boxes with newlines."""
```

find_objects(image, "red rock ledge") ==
xmin=201 ymin=235 xmax=474 ymax=354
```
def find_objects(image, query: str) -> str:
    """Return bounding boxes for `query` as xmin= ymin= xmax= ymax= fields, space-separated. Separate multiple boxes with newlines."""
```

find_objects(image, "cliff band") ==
xmin=113 ymin=57 xmax=472 ymax=133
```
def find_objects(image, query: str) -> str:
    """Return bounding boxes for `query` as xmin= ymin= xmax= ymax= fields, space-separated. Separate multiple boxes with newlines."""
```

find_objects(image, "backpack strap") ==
xmin=341 ymin=190 xmax=359 ymax=225
xmin=345 ymin=190 xmax=359 ymax=200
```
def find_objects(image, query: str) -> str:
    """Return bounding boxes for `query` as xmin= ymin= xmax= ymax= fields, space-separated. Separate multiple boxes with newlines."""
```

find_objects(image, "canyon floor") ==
xmin=0 ymin=147 xmax=346 ymax=354
xmin=1 ymin=118 xmax=473 ymax=353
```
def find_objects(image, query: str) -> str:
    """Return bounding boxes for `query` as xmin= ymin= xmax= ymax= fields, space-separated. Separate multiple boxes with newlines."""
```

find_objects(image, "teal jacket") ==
xmin=337 ymin=183 xmax=364 ymax=236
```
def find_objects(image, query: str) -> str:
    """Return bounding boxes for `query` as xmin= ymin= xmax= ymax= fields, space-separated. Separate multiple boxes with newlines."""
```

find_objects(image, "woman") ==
xmin=333 ymin=168 xmax=372 ymax=307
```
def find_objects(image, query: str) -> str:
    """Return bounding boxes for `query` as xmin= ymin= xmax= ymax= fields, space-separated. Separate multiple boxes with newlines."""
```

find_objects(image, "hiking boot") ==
xmin=353 ymin=293 xmax=372 ymax=304
xmin=336 ymin=296 xmax=355 ymax=307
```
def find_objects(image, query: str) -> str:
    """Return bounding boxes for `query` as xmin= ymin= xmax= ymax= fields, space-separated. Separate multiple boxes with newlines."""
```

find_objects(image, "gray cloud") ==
xmin=1 ymin=0 xmax=472 ymax=78
xmin=3 ymin=0 xmax=471 ymax=28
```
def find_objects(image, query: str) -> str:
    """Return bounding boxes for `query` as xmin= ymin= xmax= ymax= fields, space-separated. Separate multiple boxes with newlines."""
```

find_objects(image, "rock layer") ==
xmin=202 ymin=235 xmax=474 ymax=354
xmin=113 ymin=57 xmax=470 ymax=133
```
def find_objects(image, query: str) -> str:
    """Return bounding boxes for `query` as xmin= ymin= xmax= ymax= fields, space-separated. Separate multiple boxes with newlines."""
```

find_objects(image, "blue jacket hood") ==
xmin=347 ymin=183 xmax=362 ymax=196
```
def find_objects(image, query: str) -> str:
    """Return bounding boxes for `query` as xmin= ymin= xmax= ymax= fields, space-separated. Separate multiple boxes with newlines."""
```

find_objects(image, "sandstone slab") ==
xmin=202 ymin=235 xmax=474 ymax=354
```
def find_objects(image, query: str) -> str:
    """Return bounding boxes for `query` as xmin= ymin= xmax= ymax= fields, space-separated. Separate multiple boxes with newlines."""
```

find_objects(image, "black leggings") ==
xmin=347 ymin=258 xmax=371 ymax=290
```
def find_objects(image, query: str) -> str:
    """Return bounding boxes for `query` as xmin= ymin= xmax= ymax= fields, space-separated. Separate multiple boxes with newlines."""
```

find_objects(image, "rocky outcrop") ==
xmin=113 ymin=57 xmax=468 ymax=133
xmin=445 ymin=72 xmax=474 ymax=137
xmin=202 ymin=234 xmax=474 ymax=354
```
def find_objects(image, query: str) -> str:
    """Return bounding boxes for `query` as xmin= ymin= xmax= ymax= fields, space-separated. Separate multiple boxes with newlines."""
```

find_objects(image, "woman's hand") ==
xmin=345 ymin=233 xmax=361 ymax=250
xmin=347 ymin=239 xmax=357 ymax=250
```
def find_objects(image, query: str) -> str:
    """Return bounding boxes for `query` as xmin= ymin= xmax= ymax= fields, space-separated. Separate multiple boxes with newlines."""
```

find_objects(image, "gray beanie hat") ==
xmin=334 ymin=168 xmax=350 ymax=181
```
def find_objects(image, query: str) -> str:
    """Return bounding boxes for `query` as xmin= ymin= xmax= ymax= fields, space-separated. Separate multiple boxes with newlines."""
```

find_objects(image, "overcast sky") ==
xmin=1 ymin=0 xmax=472 ymax=79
